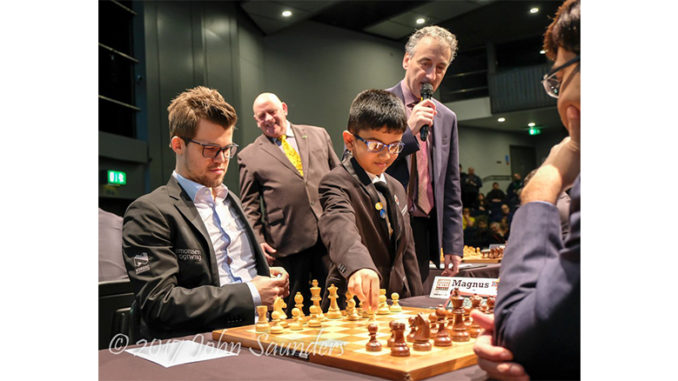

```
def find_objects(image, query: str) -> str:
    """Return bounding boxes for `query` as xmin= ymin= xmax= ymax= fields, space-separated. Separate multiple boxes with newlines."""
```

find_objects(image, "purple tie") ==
xmin=406 ymin=102 xmax=434 ymax=215
xmin=416 ymin=134 xmax=434 ymax=215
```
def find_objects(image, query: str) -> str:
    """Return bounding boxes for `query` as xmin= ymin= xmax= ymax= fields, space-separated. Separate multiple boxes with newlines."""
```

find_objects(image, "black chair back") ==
xmin=99 ymin=279 xmax=135 ymax=350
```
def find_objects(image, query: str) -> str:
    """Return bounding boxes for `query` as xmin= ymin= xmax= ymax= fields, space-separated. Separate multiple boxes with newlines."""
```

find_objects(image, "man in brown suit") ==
xmin=238 ymin=92 xmax=340 ymax=313
xmin=319 ymin=89 xmax=423 ymax=312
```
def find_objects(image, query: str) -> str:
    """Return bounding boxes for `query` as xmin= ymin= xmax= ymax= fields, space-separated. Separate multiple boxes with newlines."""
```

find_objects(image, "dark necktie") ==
xmin=374 ymin=181 xmax=399 ymax=247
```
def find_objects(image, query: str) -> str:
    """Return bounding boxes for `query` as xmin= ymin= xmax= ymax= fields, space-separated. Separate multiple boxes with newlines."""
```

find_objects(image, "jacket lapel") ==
xmin=431 ymin=99 xmax=447 ymax=190
xmin=343 ymin=156 xmax=390 ymax=242
xmin=256 ymin=134 xmax=302 ymax=178
xmin=291 ymin=124 xmax=310 ymax=176
xmin=167 ymin=177 xmax=220 ymax=282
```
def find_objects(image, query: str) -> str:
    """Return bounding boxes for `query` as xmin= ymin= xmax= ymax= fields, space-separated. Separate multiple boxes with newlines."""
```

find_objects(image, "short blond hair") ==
xmin=167 ymin=86 xmax=237 ymax=139
xmin=405 ymin=25 xmax=458 ymax=63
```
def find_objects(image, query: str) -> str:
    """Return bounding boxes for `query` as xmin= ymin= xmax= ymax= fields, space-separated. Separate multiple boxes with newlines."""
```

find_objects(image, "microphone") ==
xmin=419 ymin=83 xmax=434 ymax=141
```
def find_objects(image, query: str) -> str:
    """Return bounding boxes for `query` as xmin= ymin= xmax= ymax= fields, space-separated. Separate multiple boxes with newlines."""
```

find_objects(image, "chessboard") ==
xmin=461 ymin=245 xmax=503 ymax=263
xmin=212 ymin=286 xmax=481 ymax=381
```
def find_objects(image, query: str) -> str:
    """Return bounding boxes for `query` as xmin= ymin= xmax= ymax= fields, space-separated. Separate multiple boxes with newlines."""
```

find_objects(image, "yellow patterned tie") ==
xmin=278 ymin=135 xmax=303 ymax=176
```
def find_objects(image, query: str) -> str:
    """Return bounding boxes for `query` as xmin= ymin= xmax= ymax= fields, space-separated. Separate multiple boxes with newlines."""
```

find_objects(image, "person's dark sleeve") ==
xmin=323 ymin=128 xmax=341 ymax=169
xmin=123 ymin=198 xmax=255 ymax=333
xmin=493 ymin=181 xmax=580 ymax=378
xmin=396 ymin=127 xmax=420 ymax=159
xmin=318 ymin=172 xmax=379 ymax=281
xmin=442 ymin=115 xmax=463 ymax=256
xmin=237 ymin=153 xmax=266 ymax=245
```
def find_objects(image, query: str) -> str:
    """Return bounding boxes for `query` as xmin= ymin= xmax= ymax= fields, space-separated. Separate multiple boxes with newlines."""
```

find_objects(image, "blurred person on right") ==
xmin=472 ymin=0 xmax=580 ymax=379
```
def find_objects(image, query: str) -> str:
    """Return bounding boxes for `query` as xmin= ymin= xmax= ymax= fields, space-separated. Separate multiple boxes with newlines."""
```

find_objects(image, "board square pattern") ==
xmin=212 ymin=306 xmax=477 ymax=380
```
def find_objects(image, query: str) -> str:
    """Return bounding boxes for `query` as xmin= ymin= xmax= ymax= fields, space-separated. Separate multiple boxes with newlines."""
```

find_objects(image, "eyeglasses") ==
xmin=541 ymin=56 xmax=580 ymax=98
xmin=182 ymin=138 xmax=239 ymax=159
xmin=353 ymin=133 xmax=405 ymax=155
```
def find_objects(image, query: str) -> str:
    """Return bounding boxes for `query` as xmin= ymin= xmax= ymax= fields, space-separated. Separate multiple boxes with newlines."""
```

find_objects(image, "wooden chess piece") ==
xmin=369 ymin=307 xmax=377 ymax=322
xmin=310 ymin=279 xmax=325 ymax=320
xmin=387 ymin=320 xmax=396 ymax=347
xmin=308 ymin=305 xmax=322 ymax=328
xmin=345 ymin=292 xmax=360 ymax=321
xmin=290 ymin=308 xmax=303 ymax=331
xmin=390 ymin=292 xmax=402 ymax=312
xmin=464 ymin=305 xmax=471 ymax=328
xmin=326 ymin=284 xmax=342 ymax=319
xmin=407 ymin=316 xmax=416 ymax=342
xmin=359 ymin=300 xmax=369 ymax=318
xmin=294 ymin=292 xmax=305 ymax=318
xmin=377 ymin=289 xmax=390 ymax=315
xmin=390 ymin=321 xmax=410 ymax=357
xmin=255 ymin=305 xmax=270 ymax=333
xmin=270 ymin=310 xmax=284 ymax=334
xmin=433 ymin=307 xmax=452 ymax=347
xmin=366 ymin=322 xmax=382 ymax=352
xmin=450 ymin=291 xmax=470 ymax=342
xmin=468 ymin=294 xmax=483 ymax=338
xmin=486 ymin=296 xmax=495 ymax=313
xmin=428 ymin=311 xmax=438 ymax=339
xmin=412 ymin=313 xmax=432 ymax=351
xmin=273 ymin=297 xmax=288 ymax=328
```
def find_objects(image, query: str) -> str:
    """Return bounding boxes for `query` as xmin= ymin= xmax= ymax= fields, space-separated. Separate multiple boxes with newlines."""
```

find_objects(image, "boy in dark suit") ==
xmin=318 ymin=89 xmax=423 ymax=312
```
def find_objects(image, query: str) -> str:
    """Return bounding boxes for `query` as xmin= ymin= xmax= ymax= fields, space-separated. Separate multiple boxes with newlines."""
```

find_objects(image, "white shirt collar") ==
xmin=365 ymin=171 xmax=387 ymax=185
xmin=172 ymin=171 xmax=228 ymax=202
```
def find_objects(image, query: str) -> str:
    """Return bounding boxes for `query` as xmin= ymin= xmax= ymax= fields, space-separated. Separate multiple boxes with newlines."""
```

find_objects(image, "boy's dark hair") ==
xmin=543 ymin=0 xmax=580 ymax=60
xmin=347 ymin=89 xmax=407 ymax=135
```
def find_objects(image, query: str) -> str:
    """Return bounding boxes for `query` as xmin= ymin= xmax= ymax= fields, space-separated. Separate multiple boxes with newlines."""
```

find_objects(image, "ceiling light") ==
xmin=416 ymin=18 xmax=426 ymax=25
xmin=528 ymin=122 xmax=536 ymax=127
xmin=539 ymin=50 xmax=545 ymax=55
xmin=281 ymin=10 xmax=292 ymax=17
xmin=497 ymin=117 xmax=506 ymax=123
xmin=529 ymin=7 xmax=539 ymax=14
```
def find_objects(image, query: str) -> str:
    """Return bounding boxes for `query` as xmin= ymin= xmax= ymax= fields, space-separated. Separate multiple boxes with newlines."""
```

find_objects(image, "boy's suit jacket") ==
xmin=318 ymin=156 xmax=423 ymax=306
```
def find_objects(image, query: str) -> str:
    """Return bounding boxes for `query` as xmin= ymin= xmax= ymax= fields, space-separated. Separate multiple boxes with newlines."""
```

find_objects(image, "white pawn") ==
xmin=390 ymin=292 xmax=402 ymax=312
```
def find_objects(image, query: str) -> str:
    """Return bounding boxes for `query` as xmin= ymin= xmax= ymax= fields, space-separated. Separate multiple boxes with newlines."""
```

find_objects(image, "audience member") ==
xmin=462 ymin=207 xmax=475 ymax=230
xmin=99 ymin=208 xmax=128 ymax=282
xmin=122 ymin=86 xmax=289 ymax=340
xmin=318 ymin=89 xmax=423 ymax=311
xmin=473 ymin=192 xmax=489 ymax=217
xmin=487 ymin=222 xmax=506 ymax=245
xmin=472 ymin=0 xmax=580 ymax=378
xmin=506 ymin=173 xmax=523 ymax=208
xmin=238 ymin=92 xmax=339 ymax=314
xmin=462 ymin=166 xmax=482 ymax=208
xmin=385 ymin=25 xmax=464 ymax=280
xmin=486 ymin=182 xmax=506 ymax=204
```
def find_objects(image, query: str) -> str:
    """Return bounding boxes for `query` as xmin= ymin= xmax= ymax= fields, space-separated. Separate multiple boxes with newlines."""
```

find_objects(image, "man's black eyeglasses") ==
xmin=541 ymin=56 xmax=580 ymax=99
xmin=182 ymin=137 xmax=239 ymax=159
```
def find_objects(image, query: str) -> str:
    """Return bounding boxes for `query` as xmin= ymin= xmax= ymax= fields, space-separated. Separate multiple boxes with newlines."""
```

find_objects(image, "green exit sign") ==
xmin=107 ymin=170 xmax=127 ymax=185
xmin=528 ymin=126 xmax=542 ymax=136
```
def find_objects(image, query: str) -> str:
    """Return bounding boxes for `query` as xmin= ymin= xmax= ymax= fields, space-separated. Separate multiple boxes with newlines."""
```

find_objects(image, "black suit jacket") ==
xmin=122 ymin=176 xmax=270 ymax=339
xmin=318 ymin=156 xmax=423 ymax=307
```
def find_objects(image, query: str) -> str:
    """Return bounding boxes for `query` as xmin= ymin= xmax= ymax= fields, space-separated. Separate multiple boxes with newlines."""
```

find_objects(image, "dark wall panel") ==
xmin=142 ymin=1 xmax=242 ymax=193
xmin=489 ymin=64 xmax=556 ymax=114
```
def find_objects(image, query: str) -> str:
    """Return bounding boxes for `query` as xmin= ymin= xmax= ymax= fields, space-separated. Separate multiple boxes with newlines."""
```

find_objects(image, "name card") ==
xmin=429 ymin=276 xmax=499 ymax=299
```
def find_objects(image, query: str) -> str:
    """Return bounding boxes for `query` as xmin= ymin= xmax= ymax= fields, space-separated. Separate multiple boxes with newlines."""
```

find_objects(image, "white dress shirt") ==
xmin=173 ymin=171 xmax=261 ymax=305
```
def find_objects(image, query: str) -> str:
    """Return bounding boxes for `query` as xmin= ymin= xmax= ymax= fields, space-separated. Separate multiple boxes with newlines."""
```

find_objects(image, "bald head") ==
xmin=253 ymin=92 xmax=288 ymax=138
